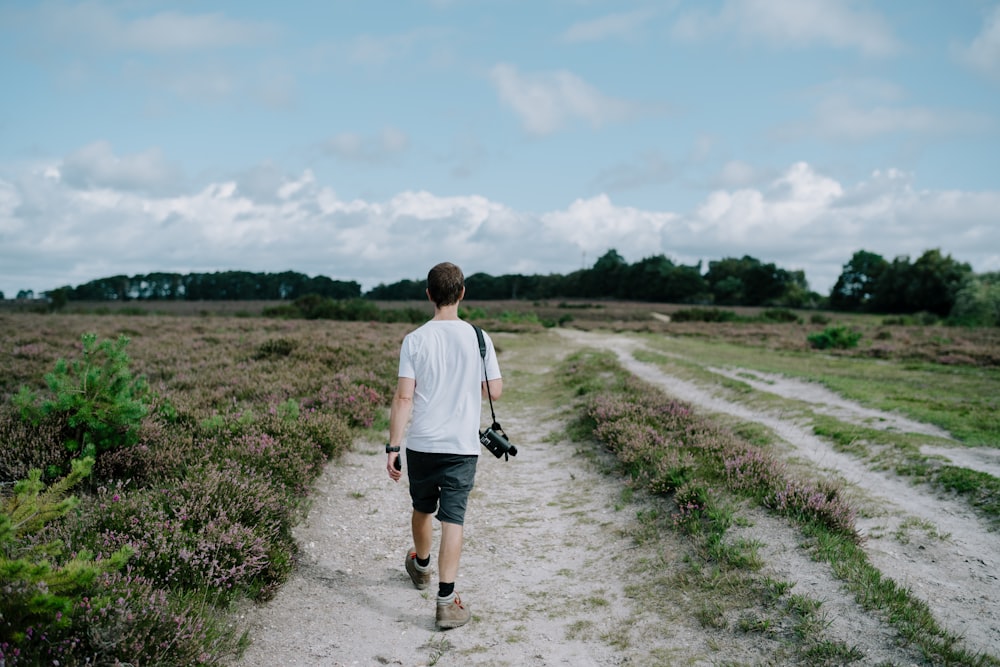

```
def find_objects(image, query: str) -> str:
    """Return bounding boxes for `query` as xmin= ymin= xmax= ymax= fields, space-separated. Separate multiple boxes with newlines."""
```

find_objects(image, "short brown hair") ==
xmin=427 ymin=262 xmax=465 ymax=307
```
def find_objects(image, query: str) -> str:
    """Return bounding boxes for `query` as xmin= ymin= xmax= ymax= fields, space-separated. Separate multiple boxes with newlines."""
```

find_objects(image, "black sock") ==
xmin=416 ymin=554 xmax=430 ymax=568
xmin=438 ymin=581 xmax=455 ymax=598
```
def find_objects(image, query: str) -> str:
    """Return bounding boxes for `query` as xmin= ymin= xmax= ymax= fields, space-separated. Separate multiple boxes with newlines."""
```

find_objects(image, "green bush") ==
xmin=13 ymin=334 xmax=149 ymax=465
xmin=459 ymin=306 xmax=488 ymax=320
xmin=807 ymin=326 xmax=862 ymax=350
xmin=948 ymin=273 xmax=1000 ymax=327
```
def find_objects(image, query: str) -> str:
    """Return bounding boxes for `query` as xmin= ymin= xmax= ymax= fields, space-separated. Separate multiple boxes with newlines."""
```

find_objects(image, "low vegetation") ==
xmin=558 ymin=350 xmax=998 ymax=665
xmin=1 ymin=301 xmax=996 ymax=665
xmin=1 ymin=315 xmax=404 ymax=665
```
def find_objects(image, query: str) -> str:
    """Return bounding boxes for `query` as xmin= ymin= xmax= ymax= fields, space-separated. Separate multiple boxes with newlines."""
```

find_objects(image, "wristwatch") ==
xmin=385 ymin=443 xmax=400 ymax=453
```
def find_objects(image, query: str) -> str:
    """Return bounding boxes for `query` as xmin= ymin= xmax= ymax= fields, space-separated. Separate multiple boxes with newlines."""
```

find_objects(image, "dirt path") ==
xmin=231 ymin=329 xmax=999 ymax=665
xmin=556 ymin=329 xmax=1000 ymax=656
xmin=232 ymin=333 xmax=678 ymax=666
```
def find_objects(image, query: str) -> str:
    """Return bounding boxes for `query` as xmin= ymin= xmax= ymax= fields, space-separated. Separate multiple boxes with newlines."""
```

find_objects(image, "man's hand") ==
xmin=387 ymin=453 xmax=402 ymax=482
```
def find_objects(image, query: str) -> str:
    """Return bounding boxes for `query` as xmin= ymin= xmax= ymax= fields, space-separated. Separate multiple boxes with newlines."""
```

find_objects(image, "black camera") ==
xmin=479 ymin=421 xmax=517 ymax=460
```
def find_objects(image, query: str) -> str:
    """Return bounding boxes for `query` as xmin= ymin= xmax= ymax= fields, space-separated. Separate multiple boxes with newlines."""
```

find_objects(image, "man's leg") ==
xmin=435 ymin=521 xmax=470 ymax=628
xmin=438 ymin=521 xmax=464 ymax=584
xmin=412 ymin=509 xmax=433 ymax=560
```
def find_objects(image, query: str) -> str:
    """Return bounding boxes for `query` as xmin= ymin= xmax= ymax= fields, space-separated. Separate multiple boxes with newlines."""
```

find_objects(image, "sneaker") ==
xmin=436 ymin=593 xmax=471 ymax=629
xmin=405 ymin=551 xmax=431 ymax=590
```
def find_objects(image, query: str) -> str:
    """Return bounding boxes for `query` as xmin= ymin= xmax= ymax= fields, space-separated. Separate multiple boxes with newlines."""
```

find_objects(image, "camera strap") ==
xmin=471 ymin=324 xmax=499 ymax=428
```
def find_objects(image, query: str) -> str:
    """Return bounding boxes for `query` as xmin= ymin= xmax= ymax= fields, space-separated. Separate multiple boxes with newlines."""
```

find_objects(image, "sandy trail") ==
xmin=230 ymin=329 xmax=999 ymax=665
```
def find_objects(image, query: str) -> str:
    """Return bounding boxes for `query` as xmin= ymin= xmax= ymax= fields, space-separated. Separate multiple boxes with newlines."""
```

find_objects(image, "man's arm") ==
xmin=482 ymin=378 xmax=503 ymax=401
xmin=387 ymin=376 xmax=415 ymax=481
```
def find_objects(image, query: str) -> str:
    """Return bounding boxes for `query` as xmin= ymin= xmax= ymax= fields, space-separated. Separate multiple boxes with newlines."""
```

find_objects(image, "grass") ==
xmin=557 ymin=347 xmax=1000 ymax=666
xmin=809 ymin=414 xmax=1000 ymax=528
xmin=631 ymin=334 xmax=1000 ymax=529
xmin=637 ymin=333 xmax=1000 ymax=446
xmin=806 ymin=525 xmax=997 ymax=666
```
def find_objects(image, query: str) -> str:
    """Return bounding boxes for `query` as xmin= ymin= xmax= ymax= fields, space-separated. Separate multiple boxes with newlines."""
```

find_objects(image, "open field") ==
xmin=2 ymin=307 xmax=998 ymax=665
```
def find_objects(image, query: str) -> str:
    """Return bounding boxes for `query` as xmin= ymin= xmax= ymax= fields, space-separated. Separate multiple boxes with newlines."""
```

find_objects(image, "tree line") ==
xmin=829 ymin=249 xmax=998 ymax=325
xmin=40 ymin=271 xmax=361 ymax=306
xmin=368 ymin=250 xmax=813 ymax=307
xmin=368 ymin=248 xmax=996 ymax=325
xmin=14 ymin=248 xmax=998 ymax=325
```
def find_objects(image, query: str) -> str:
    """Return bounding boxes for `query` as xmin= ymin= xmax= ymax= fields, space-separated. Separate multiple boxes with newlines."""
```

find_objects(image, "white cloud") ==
xmin=955 ymin=5 xmax=1000 ymax=80
xmin=542 ymin=194 xmax=677 ymax=259
xmin=674 ymin=163 xmax=1000 ymax=291
xmin=691 ymin=162 xmax=842 ymax=241
xmin=672 ymin=0 xmax=899 ymax=56
xmin=560 ymin=9 xmax=657 ymax=43
xmin=35 ymin=3 xmax=280 ymax=53
xmin=2 ymin=155 xmax=999 ymax=298
xmin=59 ymin=141 xmax=182 ymax=193
xmin=490 ymin=64 xmax=637 ymax=136
xmin=322 ymin=127 xmax=411 ymax=164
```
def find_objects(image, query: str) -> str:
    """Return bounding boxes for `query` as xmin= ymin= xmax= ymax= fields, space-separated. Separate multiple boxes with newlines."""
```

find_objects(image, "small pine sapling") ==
xmin=14 ymin=333 xmax=149 ymax=462
xmin=1 ymin=457 xmax=131 ymax=649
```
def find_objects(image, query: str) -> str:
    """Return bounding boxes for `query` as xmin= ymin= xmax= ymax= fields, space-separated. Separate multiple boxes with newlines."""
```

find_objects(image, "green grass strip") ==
xmin=559 ymin=348 xmax=1000 ymax=666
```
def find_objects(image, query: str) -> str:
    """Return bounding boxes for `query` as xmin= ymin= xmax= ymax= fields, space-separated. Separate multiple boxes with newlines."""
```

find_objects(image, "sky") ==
xmin=1 ymin=0 xmax=999 ymax=299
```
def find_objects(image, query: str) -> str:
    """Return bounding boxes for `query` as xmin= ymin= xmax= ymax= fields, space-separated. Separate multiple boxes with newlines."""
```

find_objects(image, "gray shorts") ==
xmin=406 ymin=449 xmax=478 ymax=525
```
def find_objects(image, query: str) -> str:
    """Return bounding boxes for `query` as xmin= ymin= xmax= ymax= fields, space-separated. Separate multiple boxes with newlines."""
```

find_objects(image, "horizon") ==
xmin=1 ymin=243 xmax=980 ymax=300
xmin=2 ymin=1 xmax=998 ymax=299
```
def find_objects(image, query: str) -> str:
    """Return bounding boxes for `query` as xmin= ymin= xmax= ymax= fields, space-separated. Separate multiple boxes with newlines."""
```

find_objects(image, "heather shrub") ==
xmin=70 ymin=464 xmax=285 ymax=599
xmin=75 ymin=570 xmax=235 ymax=666
xmin=13 ymin=333 xmax=149 ymax=467
xmin=286 ymin=408 xmax=353 ymax=459
xmin=724 ymin=446 xmax=787 ymax=494
xmin=213 ymin=419 xmax=325 ymax=497
xmin=807 ymin=325 xmax=862 ymax=350
xmin=0 ymin=407 xmax=70 ymax=483
xmin=671 ymin=481 xmax=710 ymax=534
xmin=0 ymin=316 xmax=406 ymax=663
xmin=254 ymin=337 xmax=297 ymax=359
xmin=568 ymin=351 xmax=860 ymax=543
xmin=767 ymin=479 xmax=856 ymax=536
xmin=305 ymin=371 xmax=383 ymax=428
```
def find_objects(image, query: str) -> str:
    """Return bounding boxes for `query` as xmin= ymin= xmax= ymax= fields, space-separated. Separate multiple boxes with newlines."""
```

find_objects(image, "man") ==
xmin=386 ymin=262 xmax=503 ymax=629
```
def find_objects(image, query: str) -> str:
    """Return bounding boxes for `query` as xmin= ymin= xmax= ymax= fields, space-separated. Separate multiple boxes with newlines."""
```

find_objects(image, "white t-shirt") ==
xmin=398 ymin=320 xmax=502 ymax=456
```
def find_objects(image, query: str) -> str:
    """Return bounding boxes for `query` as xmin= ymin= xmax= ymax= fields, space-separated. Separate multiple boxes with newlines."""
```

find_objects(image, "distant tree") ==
xmin=620 ymin=255 xmax=675 ymax=301
xmin=870 ymin=249 xmax=971 ymax=316
xmin=46 ymin=287 xmax=70 ymax=311
xmin=905 ymin=249 xmax=972 ymax=317
xmin=366 ymin=278 xmax=426 ymax=300
xmin=829 ymin=250 xmax=888 ymax=311
xmin=63 ymin=271 xmax=359 ymax=302
xmin=0 ymin=289 xmax=4 ymax=300
xmin=667 ymin=263 xmax=711 ymax=304
xmin=779 ymin=270 xmax=814 ymax=308
xmin=705 ymin=256 xmax=792 ymax=306
xmin=16 ymin=289 xmax=34 ymax=300
xmin=586 ymin=249 xmax=628 ymax=298
xmin=949 ymin=272 xmax=1000 ymax=326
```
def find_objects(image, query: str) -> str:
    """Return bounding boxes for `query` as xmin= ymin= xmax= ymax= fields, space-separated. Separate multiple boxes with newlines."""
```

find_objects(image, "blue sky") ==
xmin=1 ymin=0 xmax=998 ymax=298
